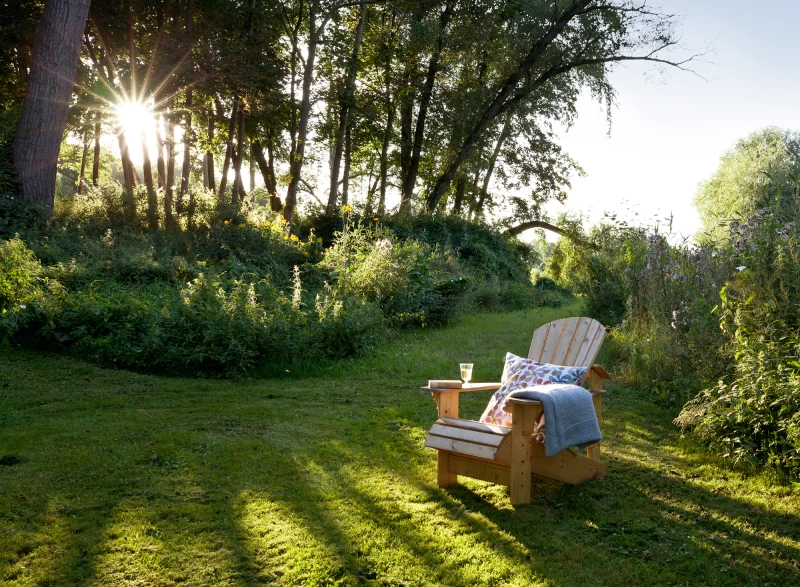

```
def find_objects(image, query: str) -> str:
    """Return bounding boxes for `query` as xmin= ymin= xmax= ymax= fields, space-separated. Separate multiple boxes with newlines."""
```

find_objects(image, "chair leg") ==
xmin=437 ymin=451 xmax=457 ymax=487
xmin=587 ymin=442 xmax=600 ymax=461
xmin=510 ymin=403 xmax=537 ymax=505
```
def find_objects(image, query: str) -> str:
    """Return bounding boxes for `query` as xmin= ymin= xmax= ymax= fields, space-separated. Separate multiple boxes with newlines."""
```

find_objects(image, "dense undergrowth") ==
xmin=546 ymin=182 xmax=800 ymax=480
xmin=0 ymin=184 xmax=568 ymax=377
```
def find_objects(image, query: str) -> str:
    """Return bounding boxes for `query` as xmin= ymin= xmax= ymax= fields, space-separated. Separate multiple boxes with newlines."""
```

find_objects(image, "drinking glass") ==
xmin=460 ymin=363 xmax=473 ymax=384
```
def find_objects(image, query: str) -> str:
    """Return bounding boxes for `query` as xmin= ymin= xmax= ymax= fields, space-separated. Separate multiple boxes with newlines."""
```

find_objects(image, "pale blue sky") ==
xmin=550 ymin=0 xmax=800 ymax=239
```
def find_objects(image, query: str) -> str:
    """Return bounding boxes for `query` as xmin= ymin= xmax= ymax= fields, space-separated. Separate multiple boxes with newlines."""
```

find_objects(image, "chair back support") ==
xmin=528 ymin=317 xmax=606 ymax=369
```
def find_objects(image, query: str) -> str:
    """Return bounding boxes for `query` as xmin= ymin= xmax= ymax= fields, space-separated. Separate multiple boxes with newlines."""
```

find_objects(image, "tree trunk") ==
xmin=426 ymin=0 xmax=593 ymax=212
xmin=142 ymin=137 xmax=158 ymax=229
xmin=180 ymin=0 xmax=193 ymax=208
xmin=472 ymin=116 xmax=512 ymax=217
xmin=92 ymin=115 xmax=101 ymax=186
xmin=155 ymin=115 xmax=166 ymax=189
xmin=399 ymin=79 xmax=413 ymax=204
xmin=218 ymin=97 xmax=239 ymax=199
xmin=249 ymin=145 xmax=255 ymax=194
xmin=451 ymin=173 xmax=465 ymax=215
xmin=180 ymin=89 xmax=193 ymax=201
xmin=164 ymin=104 xmax=176 ymax=226
xmin=13 ymin=0 xmax=92 ymax=212
xmin=284 ymin=0 xmax=320 ymax=227
xmin=232 ymin=107 xmax=245 ymax=209
xmin=341 ymin=124 xmax=352 ymax=206
xmin=77 ymin=136 xmax=89 ymax=195
xmin=252 ymin=137 xmax=281 ymax=211
xmin=205 ymin=108 xmax=215 ymax=192
xmin=400 ymin=1 xmax=453 ymax=214
xmin=326 ymin=3 xmax=367 ymax=215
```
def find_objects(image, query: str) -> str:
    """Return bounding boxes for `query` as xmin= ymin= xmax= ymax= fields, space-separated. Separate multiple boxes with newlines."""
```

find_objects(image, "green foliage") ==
xmin=547 ymin=219 xmax=729 ymax=403
xmin=694 ymin=127 xmax=800 ymax=243
xmin=678 ymin=183 xmax=800 ymax=477
xmin=0 ymin=184 xmax=558 ymax=376
xmin=319 ymin=220 xmax=466 ymax=327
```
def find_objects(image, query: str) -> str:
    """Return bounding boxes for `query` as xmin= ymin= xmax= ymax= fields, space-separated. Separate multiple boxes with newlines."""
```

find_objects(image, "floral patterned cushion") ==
xmin=479 ymin=353 xmax=589 ymax=427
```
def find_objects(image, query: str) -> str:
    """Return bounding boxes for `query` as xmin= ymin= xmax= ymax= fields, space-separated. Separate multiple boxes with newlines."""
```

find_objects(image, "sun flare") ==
xmin=114 ymin=99 xmax=155 ymax=139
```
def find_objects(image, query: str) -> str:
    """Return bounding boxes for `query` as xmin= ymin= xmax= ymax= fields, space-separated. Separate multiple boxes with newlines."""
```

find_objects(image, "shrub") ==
xmin=677 ymin=184 xmax=800 ymax=477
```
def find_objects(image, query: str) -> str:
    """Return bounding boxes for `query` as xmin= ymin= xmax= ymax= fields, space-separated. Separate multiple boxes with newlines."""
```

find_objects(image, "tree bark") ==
xmin=232 ymin=107 xmax=245 ymax=209
xmin=218 ymin=97 xmax=239 ymax=199
xmin=13 ymin=0 xmax=92 ymax=212
xmin=341 ymin=124 xmax=352 ymax=206
xmin=505 ymin=220 xmax=600 ymax=250
xmin=92 ymin=115 xmax=101 ymax=186
xmin=180 ymin=89 xmax=193 ymax=200
xmin=180 ymin=0 xmax=193 ymax=207
xmin=77 ymin=134 xmax=89 ymax=195
xmin=400 ymin=0 xmax=453 ymax=214
xmin=142 ymin=136 xmax=158 ymax=229
xmin=472 ymin=116 xmax=512 ymax=217
xmin=451 ymin=173 xmax=465 ymax=215
xmin=155 ymin=115 xmax=166 ymax=189
xmin=205 ymin=108 xmax=215 ymax=192
xmin=326 ymin=3 xmax=367 ymax=214
xmin=164 ymin=104 xmax=176 ymax=226
xmin=426 ymin=0 xmax=593 ymax=212
xmin=284 ymin=0 xmax=320 ymax=227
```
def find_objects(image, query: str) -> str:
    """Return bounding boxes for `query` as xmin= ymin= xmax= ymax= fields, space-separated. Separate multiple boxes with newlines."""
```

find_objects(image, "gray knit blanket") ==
xmin=507 ymin=384 xmax=601 ymax=457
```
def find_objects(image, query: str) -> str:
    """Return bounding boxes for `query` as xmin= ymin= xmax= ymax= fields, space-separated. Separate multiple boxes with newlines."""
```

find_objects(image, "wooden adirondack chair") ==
xmin=423 ymin=317 xmax=611 ymax=505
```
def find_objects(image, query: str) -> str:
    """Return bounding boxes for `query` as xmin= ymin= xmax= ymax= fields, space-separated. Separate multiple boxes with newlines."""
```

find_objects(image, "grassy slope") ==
xmin=1 ymin=302 xmax=799 ymax=586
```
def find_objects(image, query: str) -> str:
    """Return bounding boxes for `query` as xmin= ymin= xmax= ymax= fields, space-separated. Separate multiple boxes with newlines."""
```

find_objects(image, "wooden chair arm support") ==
xmin=422 ymin=384 xmax=501 ymax=420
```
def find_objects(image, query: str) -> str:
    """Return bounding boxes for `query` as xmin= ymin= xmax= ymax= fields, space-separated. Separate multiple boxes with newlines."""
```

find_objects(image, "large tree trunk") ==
xmin=326 ymin=3 xmax=367 ymax=215
xmin=399 ymin=0 xmax=453 ymax=215
xmin=426 ymin=0 xmax=593 ymax=212
xmin=13 ymin=0 xmax=92 ymax=212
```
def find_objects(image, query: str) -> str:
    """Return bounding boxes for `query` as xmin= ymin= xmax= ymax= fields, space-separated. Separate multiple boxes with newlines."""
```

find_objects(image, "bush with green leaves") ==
xmin=677 ymin=184 xmax=800 ymax=477
xmin=319 ymin=221 xmax=468 ymax=327
xmin=546 ymin=220 xmax=729 ymax=399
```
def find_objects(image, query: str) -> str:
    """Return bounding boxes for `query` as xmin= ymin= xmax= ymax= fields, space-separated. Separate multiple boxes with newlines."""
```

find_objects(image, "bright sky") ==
xmin=549 ymin=0 xmax=800 ymax=240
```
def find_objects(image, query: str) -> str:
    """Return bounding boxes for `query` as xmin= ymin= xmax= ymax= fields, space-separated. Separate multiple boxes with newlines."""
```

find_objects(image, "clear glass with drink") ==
xmin=460 ymin=363 xmax=473 ymax=384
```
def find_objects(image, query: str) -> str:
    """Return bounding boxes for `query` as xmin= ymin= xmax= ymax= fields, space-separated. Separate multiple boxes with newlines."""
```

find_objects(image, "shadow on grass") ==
xmin=2 ymin=311 xmax=800 ymax=586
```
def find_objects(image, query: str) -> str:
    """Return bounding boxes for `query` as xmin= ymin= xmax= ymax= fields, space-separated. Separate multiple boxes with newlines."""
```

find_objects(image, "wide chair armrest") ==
xmin=421 ymin=382 xmax=501 ymax=419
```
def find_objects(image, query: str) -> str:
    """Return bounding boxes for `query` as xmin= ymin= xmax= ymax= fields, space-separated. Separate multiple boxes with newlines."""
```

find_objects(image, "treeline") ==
xmin=4 ymin=0 xmax=690 ymax=230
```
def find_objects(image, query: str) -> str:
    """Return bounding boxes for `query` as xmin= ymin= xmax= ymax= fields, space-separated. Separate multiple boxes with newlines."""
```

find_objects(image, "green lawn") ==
xmin=1 ymin=303 xmax=799 ymax=586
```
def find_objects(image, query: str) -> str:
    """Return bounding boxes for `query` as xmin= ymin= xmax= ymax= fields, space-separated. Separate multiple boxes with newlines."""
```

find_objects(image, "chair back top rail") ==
xmin=528 ymin=317 xmax=606 ymax=369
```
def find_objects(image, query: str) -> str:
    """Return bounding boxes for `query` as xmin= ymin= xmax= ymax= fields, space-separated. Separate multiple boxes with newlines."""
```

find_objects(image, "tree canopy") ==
xmin=694 ymin=127 xmax=800 ymax=243
xmin=4 ymin=0 xmax=694 ymax=230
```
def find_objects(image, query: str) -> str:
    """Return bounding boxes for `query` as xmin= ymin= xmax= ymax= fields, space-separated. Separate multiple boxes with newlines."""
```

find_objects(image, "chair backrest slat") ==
xmin=528 ymin=317 xmax=606 ymax=369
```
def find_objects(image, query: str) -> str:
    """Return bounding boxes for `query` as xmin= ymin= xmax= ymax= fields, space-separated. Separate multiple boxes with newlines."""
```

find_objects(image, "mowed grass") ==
xmin=1 ymin=302 xmax=799 ymax=586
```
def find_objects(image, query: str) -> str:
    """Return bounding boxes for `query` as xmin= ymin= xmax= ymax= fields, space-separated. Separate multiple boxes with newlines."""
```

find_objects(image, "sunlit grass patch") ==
xmin=2 ymin=303 xmax=800 ymax=585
